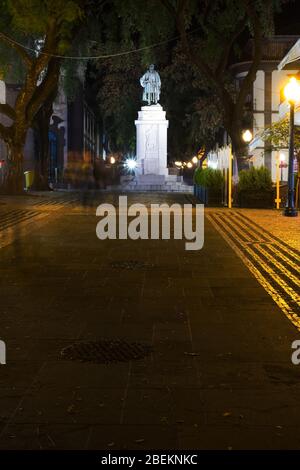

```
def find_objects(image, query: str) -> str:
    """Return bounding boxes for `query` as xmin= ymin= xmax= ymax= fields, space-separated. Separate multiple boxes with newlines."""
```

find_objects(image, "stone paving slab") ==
xmin=206 ymin=207 xmax=300 ymax=251
xmin=0 ymin=192 xmax=299 ymax=450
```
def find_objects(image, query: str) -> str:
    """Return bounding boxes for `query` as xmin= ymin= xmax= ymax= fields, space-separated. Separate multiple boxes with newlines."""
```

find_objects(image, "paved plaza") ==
xmin=0 ymin=191 xmax=299 ymax=450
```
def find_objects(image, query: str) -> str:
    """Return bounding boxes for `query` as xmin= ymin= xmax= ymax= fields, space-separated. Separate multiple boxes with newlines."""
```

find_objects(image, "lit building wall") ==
xmin=252 ymin=71 xmax=265 ymax=168
xmin=250 ymin=68 xmax=299 ymax=181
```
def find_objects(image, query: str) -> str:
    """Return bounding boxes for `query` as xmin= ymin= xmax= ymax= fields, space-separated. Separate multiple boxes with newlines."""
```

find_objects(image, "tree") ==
xmin=262 ymin=118 xmax=300 ymax=150
xmin=93 ymin=54 xmax=143 ymax=155
xmin=91 ymin=2 xmax=206 ymax=161
xmin=29 ymin=1 xmax=109 ymax=190
xmin=162 ymin=42 xmax=224 ymax=160
xmin=31 ymin=81 xmax=58 ymax=190
xmin=110 ymin=0 xmax=282 ymax=167
xmin=158 ymin=0 xmax=281 ymax=167
xmin=262 ymin=117 xmax=300 ymax=206
xmin=0 ymin=0 xmax=84 ymax=193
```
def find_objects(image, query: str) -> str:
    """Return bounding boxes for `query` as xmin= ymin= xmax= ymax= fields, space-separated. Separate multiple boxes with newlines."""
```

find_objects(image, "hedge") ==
xmin=194 ymin=167 xmax=224 ymax=190
xmin=238 ymin=166 xmax=273 ymax=192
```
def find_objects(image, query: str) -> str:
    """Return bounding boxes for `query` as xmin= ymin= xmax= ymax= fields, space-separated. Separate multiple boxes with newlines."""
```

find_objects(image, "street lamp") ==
xmin=279 ymin=152 xmax=286 ymax=182
xmin=242 ymin=129 xmax=253 ymax=143
xmin=125 ymin=158 xmax=137 ymax=171
xmin=192 ymin=156 xmax=198 ymax=165
xmin=283 ymin=77 xmax=300 ymax=217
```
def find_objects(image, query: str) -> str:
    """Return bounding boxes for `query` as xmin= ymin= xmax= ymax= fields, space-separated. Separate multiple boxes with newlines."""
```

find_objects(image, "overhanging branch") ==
xmin=0 ymin=103 xmax=16 ymax=120
xmin=0 ymin=122 xmax=12 ymax=141
xmin=26 ymin=58 xmax=61 ymax=123
xmin=235 ymin=3 xmax=262 ymax=113
xmin=0 ymin=32 xmax=32 ymax=68
xmin=216 ymin=16 xmax=247 ymax=76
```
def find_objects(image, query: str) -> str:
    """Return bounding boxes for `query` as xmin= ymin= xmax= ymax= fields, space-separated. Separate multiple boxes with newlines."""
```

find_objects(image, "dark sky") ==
xmin=275 ymin=1 xmax=300 ymax=34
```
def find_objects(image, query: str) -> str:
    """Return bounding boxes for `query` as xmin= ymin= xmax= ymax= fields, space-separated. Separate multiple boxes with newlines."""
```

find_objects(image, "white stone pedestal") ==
xmin=135 ymin=104 xmax=168 ymax=180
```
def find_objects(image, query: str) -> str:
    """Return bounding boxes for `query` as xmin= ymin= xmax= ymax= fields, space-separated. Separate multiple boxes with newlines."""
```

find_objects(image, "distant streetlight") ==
xmin=187 ymin=162 xmax=193 ymax=169
xmin=242 ymin=130 xmax=253 ymax=143
xmin=192 ymin=156 xmax=198 ymax=164
xmin=284 ymin=77 xmax=300 ymax=102
xmin=279 ymin=152 xmax=286 ymax=162
xmin=283 ymin=77 xmax=300 ymax=217
xmin=175 ymin=161 xmax=182 ymax=167
xmin=208 ymin=160 xmax=218 ymax=169
xmin=110 ymin=156 xmax=116 ymax=164
xmin=279 ymin=152 xmax=286 ymax=182
xmin=125 ymin=158 xmax=137 ymax=170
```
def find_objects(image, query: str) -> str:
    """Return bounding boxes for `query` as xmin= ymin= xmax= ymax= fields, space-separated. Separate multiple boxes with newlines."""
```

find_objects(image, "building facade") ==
xmin=207 ymin=36 xmax=299 ymax=182
xmin=248 ymin=36 xmax=300 ymax=181
xmin=0 ymin=77 xmax=99 ymax=188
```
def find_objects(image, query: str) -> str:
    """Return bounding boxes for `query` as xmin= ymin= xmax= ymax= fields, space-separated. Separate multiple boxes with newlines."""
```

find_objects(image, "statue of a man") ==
xmin=140 ymin=64 xmax=161 ymax=105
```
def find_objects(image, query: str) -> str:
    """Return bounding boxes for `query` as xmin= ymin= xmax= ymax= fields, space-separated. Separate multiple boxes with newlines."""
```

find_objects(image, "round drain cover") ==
xmin=110 ymin=260 xmax=154 ymax=270
xmin=61 ymin=339 xmax=152 ymax=363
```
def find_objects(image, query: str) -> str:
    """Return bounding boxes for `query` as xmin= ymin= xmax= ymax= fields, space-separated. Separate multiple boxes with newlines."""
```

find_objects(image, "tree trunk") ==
xmin=228 ymin=124 xmax=248 ymax=172
xmin=32 ymin=86 xmax=57 ymax=190
xmin=2 ymin=142 xmax=25 ymax=194
xmin=33 ymin=112 xmax=51 ymax=190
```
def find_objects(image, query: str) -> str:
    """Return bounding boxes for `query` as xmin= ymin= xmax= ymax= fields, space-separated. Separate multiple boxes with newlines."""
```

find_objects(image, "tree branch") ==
xmin=14 ymin=22 xmax=60 ymax=119
xmin=216 ymin=16 xmax=247 ymax=76
xmin=0 ymin=32 xmax=32 ymax=67
xmin=159 ymin=0 xmax=176 ymax=17
xmin=235 ymin=2 xmax=262 ymax=115
xmin=173 ymin=1 xmax=234 ymax=118
xmin=0 ymin=122 xmax=12 ymax=141
xmin=0 ymin=103 xmax=16 ymax=120
xmin=25 ymin=58 xmax=61 ymax=123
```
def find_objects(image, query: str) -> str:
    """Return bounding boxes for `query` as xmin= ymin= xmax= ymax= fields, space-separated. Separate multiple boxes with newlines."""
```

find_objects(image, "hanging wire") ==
xmin=1 ymin=30 xmax=296 ymax=99
xmin=0 ymin=30 xmax=182 ymax=60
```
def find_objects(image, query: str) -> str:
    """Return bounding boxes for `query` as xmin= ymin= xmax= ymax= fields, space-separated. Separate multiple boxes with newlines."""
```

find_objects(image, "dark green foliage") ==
xmin=0 ymin=0 xmax=86 ymax=193
xmin=261 ymin=117 xmax=300 ymax=150
xmin=194 ymin=167 xmax=224 ymax=190
xmin=238 ymin=166 xmax=273 ymax=192
xmin=92 ymin=0 xmax=285 ymax=162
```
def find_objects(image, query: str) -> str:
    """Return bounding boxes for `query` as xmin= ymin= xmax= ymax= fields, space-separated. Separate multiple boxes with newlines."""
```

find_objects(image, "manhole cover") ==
xmin=110 ymin=260 xmax=154 ymax=270
xmin=60 ymin=339 xmax=152 ymax=363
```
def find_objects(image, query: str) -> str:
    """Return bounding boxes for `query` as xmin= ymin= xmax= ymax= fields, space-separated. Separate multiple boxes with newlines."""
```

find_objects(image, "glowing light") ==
xmin=175 ymin=161 xmax=182 ymax=167
xmin=208 ymin=161 xmax=218 ymax=169
xmin=187 ymin=162 xmax=193 ymax=169
xmin=284 ymin=77 xmax=300 ymax=103
xmin=125 ymin=158 xmax=137 ymax=170
xmin=110 ymin=156 xmax=116 ymax=164
xmin=279 ymin=152 xmax=286 ymax=162
xmin=192 ymin=156 xmax=198 ymax=164
xmin=242 ymin=130 xmax=253 ymax=143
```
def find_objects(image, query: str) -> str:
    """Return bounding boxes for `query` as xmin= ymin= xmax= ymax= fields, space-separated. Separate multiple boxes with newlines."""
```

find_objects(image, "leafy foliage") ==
xmin=156 ymin=0 xmax=285 ymax=160
xmin=261 ymin=117 xmax=300 ymax=150
xmin=0 ymin=0 xmax=86 ymax=192
xmin=91 ymin=0 xmax=285 ymax=162
xmin=238 ymin=166 xmax=273 ymax=192
xmin=194 ymin=167 xmax=224 ymax=190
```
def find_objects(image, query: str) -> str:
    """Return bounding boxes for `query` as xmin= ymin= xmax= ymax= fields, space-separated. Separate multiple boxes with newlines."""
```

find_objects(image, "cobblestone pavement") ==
xmin=0 ymin=192 xmax=300 ymax=450
xmin=207 ymin=210 xmax=300 ymax=330
xmin=227 ymin=208 xmax=300 ymax=252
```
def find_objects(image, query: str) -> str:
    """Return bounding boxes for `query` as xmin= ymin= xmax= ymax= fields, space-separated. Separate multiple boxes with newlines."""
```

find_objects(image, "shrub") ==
xmin=238 ymin=166 xmax=272 ymax=192
xmin=194 ymin=167 xmax=224 ymax=190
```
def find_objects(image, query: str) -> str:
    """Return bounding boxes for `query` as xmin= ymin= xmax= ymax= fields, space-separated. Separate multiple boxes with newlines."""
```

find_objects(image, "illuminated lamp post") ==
xmin=283 ymin=77 xmax=300 ymax=217
xmin=242 ymin=129 xmax=253 ymax=144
